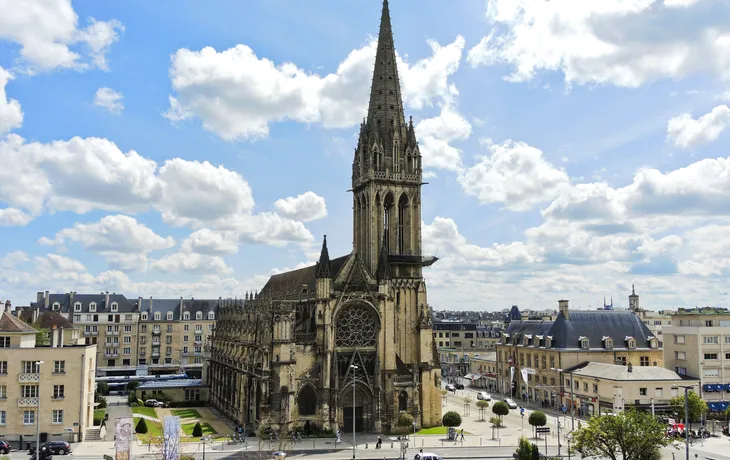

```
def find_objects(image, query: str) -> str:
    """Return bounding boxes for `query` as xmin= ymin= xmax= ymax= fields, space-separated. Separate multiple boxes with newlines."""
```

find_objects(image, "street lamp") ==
xmin=350 ymin=364 xmax=359 ymax=460
xmin=673 ymin=384 xmax=697 ymax=460
xmin=35 ymin=361 xmax=44 ymax=458
xmin=552 ymin=367 xmax=574 ymax=431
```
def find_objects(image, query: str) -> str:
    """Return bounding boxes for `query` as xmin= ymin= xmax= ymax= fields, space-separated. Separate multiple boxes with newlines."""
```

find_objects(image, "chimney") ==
xmin=4 ymin=300 xmax=10 ymax=312
xmin=627 ymin=363 xmax=633 ymax=373
xmin=51 ymin=325 xmax=58 ymax=348
xmin=37 ymin=292 xmax=44 ymax=304
xmin=69 ymin=291 xmax=74 ymax=306
xmin=558 ymin=299 xmax=569 ymax=320
xmin=149 ymin=296 xmax=153 ymax=317
xmin=179 ymin=297 xmax=185 ymax=320
xmin=44 ymin=291 xmax=49 ymax=309
xmin=33 ymin=307 xmax=39 ymax=323
xmin=105 ymin=291 xmax=110 ymax=309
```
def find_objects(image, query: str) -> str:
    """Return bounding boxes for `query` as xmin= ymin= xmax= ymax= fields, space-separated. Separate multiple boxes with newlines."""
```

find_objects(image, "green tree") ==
xmin=571 ymin=409 xmax=671 ymax=460
xmin=492 ymin=401 xmax=509 ymax=423
xmin=192 ymin=422 xmax=203 ymax=437
xmin=442 ymin=411 xmax=462 ymax=427
xmin=135 ymin=418 xmax=148 ymax=434
xmin=529 ymin=411 xmax=547 ymax=437
xmin=396 ymin=413 xmax=414 ymax=428
xmin=476 ymin=400 xmax=490 ymax=421
xmin=126 ymin=381 xmax=140 ymax=392
xmin=515 ymin=437 xmax=534 ymax=460
xmin=670 ymin=391 xmax=707 ymax=426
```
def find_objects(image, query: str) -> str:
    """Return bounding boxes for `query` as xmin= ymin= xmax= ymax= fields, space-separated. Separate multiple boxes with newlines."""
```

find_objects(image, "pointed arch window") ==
xmin=398 ymin=390 xmax=408 ymax=411
xmin=397 ymin=194 xmax=409 ymax=254
xmin=298 ymin=385 xmax=317 ymax=416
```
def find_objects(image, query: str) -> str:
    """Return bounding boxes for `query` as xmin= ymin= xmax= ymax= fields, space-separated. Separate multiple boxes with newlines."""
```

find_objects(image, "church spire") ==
xmin=316 ymin=235 xmax=331 ymax=278
xmin=365 ymin=0 xmax=406 ymax=133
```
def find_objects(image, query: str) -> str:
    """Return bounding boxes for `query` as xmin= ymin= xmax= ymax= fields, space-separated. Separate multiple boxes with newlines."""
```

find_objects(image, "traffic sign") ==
xmin=536 ymin=427 xmax=551 ymax=434
xmin=520 ymin=407 xmax=525 ymax=415
xmin=522 ymin=368 xmax=536 ymax=375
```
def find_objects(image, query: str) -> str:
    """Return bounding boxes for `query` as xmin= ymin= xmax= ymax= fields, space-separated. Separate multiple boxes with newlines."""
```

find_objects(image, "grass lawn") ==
xmin=93 ymin=409 xmax=106 ymax=425
xmin=132 ymin=406 xmax=159 ymax=419
xmin=171 ymin=409 xmax=202 ymax=419
xmin=134 ymin=418 xmax=163 ymax=443
xmin=181 ymin=422 xmax=218 ymax=437
xmin=414 ymin=426 xmax=471 ymax=435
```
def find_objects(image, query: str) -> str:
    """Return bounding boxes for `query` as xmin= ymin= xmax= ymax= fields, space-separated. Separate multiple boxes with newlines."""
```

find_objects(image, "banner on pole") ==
xmin=163 ymin=416 xmax=181 ymax=460
xmin=510 ymin=366 xmax=515 ymax=383
xmin=521 ymin=368 xmax=529 ymax=384
xmin=114 ymin=417 xmax=133 ymax=460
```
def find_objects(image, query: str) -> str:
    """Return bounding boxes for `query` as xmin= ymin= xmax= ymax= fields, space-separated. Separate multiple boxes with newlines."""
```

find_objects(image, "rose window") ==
xmin=335 ymin=304 xmax=378 ymax=347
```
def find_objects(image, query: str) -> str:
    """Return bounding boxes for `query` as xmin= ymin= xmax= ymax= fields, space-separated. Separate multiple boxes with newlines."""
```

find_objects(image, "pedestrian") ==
xmin=376 ymin=436 xmax=382 ymax=449
xmin=460 ymin=428 xmax=465 ymax=441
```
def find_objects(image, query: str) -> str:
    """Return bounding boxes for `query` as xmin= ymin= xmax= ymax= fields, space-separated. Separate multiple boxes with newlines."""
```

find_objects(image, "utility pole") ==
xmin=674 ymin=384 xmax=696 ymax=460
xmin=569 ymin=372 xmax=575 ymax=431
xmin=35 ymin=361 xmax=44 ymax=459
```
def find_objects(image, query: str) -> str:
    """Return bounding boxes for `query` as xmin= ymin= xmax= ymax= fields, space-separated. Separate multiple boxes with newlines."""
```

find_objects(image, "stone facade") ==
xmin=207 ymin=0 xmax=442 ymax=434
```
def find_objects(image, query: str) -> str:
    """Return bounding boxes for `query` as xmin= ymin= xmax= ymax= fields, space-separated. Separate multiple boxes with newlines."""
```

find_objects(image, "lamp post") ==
xmin=350 ymin=364 xmax=359 ymax=460
xmin=35 ymin=361 xmax=44 ymax=458
xmin=674 ymin=384 xmax=697 ymax=460
xmin=552 ymin=367 xmax=574 ymax=430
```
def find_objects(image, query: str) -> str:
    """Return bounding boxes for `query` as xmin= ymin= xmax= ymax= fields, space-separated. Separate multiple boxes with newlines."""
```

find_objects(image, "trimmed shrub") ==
xmin=442 ymin=411 xmax=462 ymax=427
xmin=135 ymin=418 xmax=148 ymax=434
xmin=192 ymin=422 xmax=203 ymax=437
xmin=396 ymin=413 xmax=414 ymax=428
xmin=492 ymin=401 xmax=509 ymax=418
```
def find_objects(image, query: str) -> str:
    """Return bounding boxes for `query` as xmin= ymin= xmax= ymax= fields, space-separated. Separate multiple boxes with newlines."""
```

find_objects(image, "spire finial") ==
xmin=316 ymin=234 xmax=331 ymax=278
xmin=632 ymin=284 xmax=635 ymax=295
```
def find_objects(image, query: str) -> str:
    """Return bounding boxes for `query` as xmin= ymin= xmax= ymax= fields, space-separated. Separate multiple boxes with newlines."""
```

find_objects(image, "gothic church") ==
xmin=208 ymin=0 xmax=442 ymax=433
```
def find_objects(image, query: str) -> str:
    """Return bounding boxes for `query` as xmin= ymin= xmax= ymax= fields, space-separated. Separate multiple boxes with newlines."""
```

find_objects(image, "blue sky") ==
xmin=1 ymin=0 xmax=730 ymax=311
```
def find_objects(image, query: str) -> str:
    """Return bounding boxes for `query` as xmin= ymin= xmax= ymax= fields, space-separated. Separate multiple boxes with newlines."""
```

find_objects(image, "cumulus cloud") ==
xmin=0 ymin=207 xmax=33 ymax=226
xmin=274 ymin=192 xmax=327 ymax=222
xmin=94 ymin=87 xmax=124 ymax=114
xmin=0 ymin=0 xmax=123 ymax=72
xmin=0 ymin=67 xmax=23 ymax=134
xmin=164 ymin=35 xmax=466 ymax=140
xmin=150 ymin=252 xmax=232 ymax=276
xmin=667 ymin=105 xmax=730 ymax=149
xmin=180 ymin=229 xmax=239 ymax=256
xmin=467 ymin=0 xmax=730 ymax=87
xmin=416 ymin=105 xmax=472 ymax=172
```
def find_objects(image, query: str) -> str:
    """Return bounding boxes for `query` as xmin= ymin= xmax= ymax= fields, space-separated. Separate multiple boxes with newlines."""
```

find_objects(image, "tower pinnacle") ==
xmin=316 ymin=235 xmax=331 ymax=278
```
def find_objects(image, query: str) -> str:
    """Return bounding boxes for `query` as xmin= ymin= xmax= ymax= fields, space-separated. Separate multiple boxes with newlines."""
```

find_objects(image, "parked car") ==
xmin=454 ymin=383 xmax=465 ymax=390
xmin=144 ymin=399 xmax=166 ymax=407
xmin=0 ymin=440 xmax=10 ymax=454
xmin=415 ymin=453 xmax=444 ymax=460
xmin=504 ymin=398 xmax=518 ymax=409
xmin=445 ymin=384 xmax=456 ymax=392
xmin=477 ymin=392 xmax=491 ymax=401
xmin=41 ymin=441 xmax=71 ymax=455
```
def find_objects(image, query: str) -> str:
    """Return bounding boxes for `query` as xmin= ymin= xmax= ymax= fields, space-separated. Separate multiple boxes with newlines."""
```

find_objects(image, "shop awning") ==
xmin=708 ymin=401 xmax=729 ymax=412
xmin=703 ymin=384 xmax=724 ymax=392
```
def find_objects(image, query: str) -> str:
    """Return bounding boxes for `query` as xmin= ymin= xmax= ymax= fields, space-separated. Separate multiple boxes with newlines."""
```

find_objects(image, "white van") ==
xmin=414 ymin=453 xmax=444 ymax=460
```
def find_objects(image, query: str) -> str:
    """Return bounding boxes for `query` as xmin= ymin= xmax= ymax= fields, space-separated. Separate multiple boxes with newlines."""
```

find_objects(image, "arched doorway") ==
xmin=340 ymin=381 xmax=373 ymax=433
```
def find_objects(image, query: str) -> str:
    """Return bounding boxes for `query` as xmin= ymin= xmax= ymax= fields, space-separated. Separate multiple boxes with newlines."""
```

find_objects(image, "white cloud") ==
xmin=150 ymin=252 xmax=232 ymax=276
xmin=94 ymin=87 xmax=124 ymax=114
xmin=458 ymin=140 xmax=570 ymax=211
xmin=181 ymin=229 xmax=239 ymax=256
xmin=274 ymin=191 xmax=327 ymax=222
xmin=0 ymin=207 xmax=32 ymax=226
xmin=467 ymin=0 xmax=730 ymax=87
xmin=0 ymin=0 xmax=123 ymax=73
xmin=667 ymin=105 xmax=730 ymax=149
xmin=40 ymin=254 xmax=86 ymax=273
xmin=0 ymin=67 xmax=23 ymax=134
xmin=416 ymin=105 xmax=472 ymax=172
xmin=165 ymin=36 xmax=465 ymax=140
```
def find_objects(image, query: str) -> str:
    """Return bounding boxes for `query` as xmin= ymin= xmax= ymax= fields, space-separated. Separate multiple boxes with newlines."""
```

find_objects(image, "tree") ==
xmin=492 ymin=401 xmax=509 ymax=423
xmin=396 ymin=413 xmax=414 ymax=429
xmin=670 ymin=391 xmax=707 ymax=426
xmin=515 ymin=437 xmax=535 ymax=460
xmin=571 ymin=409 xmax=671 ymax=460
xmin=476 ymin=400 xmax=490 ymax=421
xmin=442 ymin=411 xmax=462 ymax=427
xmin=192 ymin=422 xmax=203 ymax=437
xmin=529 ymin=411 xmax=547 ymax=438
xmin=135 ymin=418 xmax=148 ymax=434
xmin=126 ymin=381 xmax=140 ymax=392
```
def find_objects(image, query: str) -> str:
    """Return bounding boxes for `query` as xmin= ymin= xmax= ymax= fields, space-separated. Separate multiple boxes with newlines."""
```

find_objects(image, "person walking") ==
xmin=460 ymin=428 xmax=465 ymax=441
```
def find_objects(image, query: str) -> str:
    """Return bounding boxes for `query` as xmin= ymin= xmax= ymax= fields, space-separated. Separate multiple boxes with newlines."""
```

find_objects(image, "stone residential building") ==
xmin=497 ymin=299 xmax=663 ymax=409
xmin=628 ymin=285 xmax=673 ymax=347
xmin=208 ymin=0 xmax=442 ymax=434
xmin=0 ymin=304 xmax=96 ymax=446
xmin=662 ymin=308 xmax=730 ymax=412
xmin=565 ymin=362 xmax=698 ymax=416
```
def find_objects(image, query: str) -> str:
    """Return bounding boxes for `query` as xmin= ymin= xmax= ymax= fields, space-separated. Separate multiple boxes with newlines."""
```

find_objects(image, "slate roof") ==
xmin=0 ymin=311 xmax=37 ymax=333
xmin=135 ymin=298 xmax=221 ymax=321
xmin=137 ymin=378 xmax=207 ymax=390
xmin=505 ymin=310 xmax=656 ymax=350
xmin=33 ymin=293 xmax=136 ymax=313
xmin=570 ymin=362 xmax=684 ymax=381
xmin=260 ymin=255 xmax=349 ymax=297
xmin=18 ymin=309 xmax=78 ymax=330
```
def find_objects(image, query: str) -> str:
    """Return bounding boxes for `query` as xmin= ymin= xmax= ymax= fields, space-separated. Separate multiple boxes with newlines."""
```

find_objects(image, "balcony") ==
xmin=18 ymin=373 xmax=40 ymax=383
xmin=152 ymin=329 xmax=161 ymax=336
xmin=151 ymin=341 xmax=161 ymax=346
xmin=108 ymin=330 xmax=120 ymax=336
xmin=18 ymin=397 xmax=39 ymax=407
xmin=105 ymin=342 xmax=119 ymax=348
xmin=152 ymin=350 xmax=160 ymax=357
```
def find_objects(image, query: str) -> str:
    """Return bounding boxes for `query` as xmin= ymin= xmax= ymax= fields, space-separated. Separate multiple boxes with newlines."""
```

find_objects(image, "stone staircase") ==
xmin=85 ymin=427 xmax=102 ymax=441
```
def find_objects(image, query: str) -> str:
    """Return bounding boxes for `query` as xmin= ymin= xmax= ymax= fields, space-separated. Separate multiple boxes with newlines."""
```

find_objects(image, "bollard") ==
xmin=366 ymin=443 xmax=368 ymax=449
xmin=480 ymin=438 xmax=482 ymax=446
xmin=391 ymin=442 xmax=394 ymax=448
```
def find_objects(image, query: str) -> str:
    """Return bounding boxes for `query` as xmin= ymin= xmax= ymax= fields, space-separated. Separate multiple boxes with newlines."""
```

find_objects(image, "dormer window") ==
xmin=154 ymin=312 xmax=161 ymax=321
xmin=545 ymin=336 xmax=553 ymax=348
xmin=74 ymin=302 xmax=82 ymax=312
xmin=626 ymin=336 xmax=636 ymax=349
xmin=52 ymin=302 xmax=60 ymax=311
xmin=579 ymin=336 xmax=589 ymax=349
xmin=524 ymin=334 xmax=532 ymax=346
xmin=183 ymin=312 xmax=190 ymax=320
xmin=196 ymin=311 xmax=203 ymax=320
xmin=208 ymin=311 xmax=215 ymax=320
xmin=603 ymin=336 xmax=613 ymax=349
xmin=110 ymin=302 xmax=118 ymax=312
xmin=504 ymin=333 xmax=511 ymax=344
xmin=89 ymin=302 xmax=96 ymax=312
xmin=141 ymin=313 xmax=148 ymax=320
xmin=535 ymin=335 xmax=543 ymax=347
xmin=648 ymin=336 xmax=658 ymax=349
xmin=166 ymin=312 xmax=173 ymax=321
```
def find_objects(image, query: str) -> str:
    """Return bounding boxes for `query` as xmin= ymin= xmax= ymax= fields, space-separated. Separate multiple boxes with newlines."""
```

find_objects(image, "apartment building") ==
xmin=628 ymin=285 xmax=673 ymax=347
xmin=134 ymin=297 xmax=218 ymax=379
xmin=34 ymin=291 xmax=139 ymax=376
xmin=566 ymin=362 xmax=698 ymax=416
xmin=31 ymin=292 xmax=219 ymax=378
xmin=0 ymin=305 xmax=96 ymax=445
xmin=497 ymin=299 xmax=663 ymax=409
xmin=662 ymin=308 xmax=730 ymax=411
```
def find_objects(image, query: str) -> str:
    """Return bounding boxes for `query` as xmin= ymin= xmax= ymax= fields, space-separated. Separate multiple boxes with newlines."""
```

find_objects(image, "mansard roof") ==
xmin=135 ymin=298 xmax=220 ymax=321
xmin=34 ymin=293 xmax=136 ymax=313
